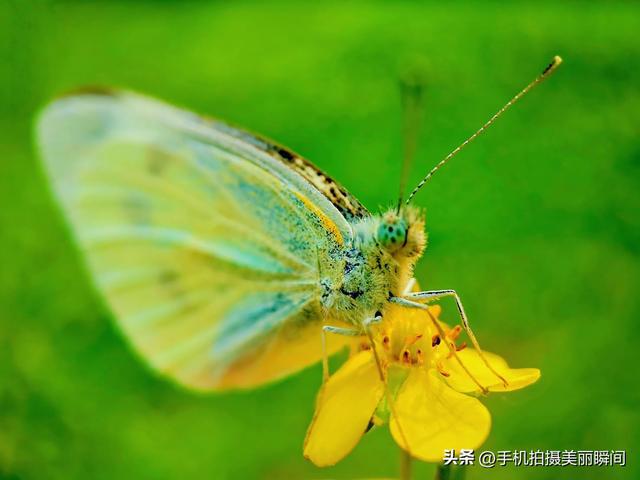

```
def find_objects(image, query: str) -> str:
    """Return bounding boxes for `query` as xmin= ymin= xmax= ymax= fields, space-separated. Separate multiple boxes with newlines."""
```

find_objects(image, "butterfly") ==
xmin=36 ymin=56 xmax=561 ymax=392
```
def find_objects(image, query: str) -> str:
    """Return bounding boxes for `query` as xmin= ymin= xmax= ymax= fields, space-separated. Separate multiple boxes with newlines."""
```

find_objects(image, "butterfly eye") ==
xmin=377 ymin=219 xmax=408 ymax=253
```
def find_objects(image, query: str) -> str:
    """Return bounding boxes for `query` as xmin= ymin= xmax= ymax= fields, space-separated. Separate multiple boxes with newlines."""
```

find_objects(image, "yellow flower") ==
xmin=304 ymin=303 xmax=540 ymax=466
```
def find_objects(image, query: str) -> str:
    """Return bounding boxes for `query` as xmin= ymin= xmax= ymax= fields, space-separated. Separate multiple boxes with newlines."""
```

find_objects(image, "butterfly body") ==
xmin=319 ymin=208 xmax=426 ymax=326
xmin=36 ymin=89 xmax=425 ymax=390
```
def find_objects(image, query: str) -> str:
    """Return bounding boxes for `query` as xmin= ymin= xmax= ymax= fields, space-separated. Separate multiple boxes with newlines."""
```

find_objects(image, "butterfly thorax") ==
xmin=319 ymin=206 xmax=427 ymax=327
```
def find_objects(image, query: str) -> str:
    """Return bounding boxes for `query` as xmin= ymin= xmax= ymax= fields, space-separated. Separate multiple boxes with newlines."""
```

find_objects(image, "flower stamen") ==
xmin=402 ymin=349 xmax=411 ymax=364
xmin=436 ymin=360 xmax=450 ymax=377
xmin=448 ymin=325 xmax=462 ymax=340
xmin=424 ymin=309 xmax=489 ymax=394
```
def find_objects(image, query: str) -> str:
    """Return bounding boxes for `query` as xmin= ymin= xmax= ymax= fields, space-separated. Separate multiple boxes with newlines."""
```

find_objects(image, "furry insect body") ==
xmin=319 ymin=205 xmax=426 ymax=327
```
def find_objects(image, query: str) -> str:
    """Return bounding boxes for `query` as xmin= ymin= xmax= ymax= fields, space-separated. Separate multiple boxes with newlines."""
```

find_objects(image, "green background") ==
xmin=1 ymin=1 xmax=638 ymax=479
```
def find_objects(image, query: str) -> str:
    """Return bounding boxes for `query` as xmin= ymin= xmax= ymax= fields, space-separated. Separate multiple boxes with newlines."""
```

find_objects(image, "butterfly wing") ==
xmin=37 ymin=90 xmax=356 ymax=390
xmin=206 ymin=117 xmax=370 ymax=221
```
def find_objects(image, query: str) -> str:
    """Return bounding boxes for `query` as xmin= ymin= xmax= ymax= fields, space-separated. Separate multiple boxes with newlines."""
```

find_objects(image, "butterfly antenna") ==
xmin=396 ymin=64 xmax=427 ymax=213
xmin=405 ymin=55 xmax=563 ymax=205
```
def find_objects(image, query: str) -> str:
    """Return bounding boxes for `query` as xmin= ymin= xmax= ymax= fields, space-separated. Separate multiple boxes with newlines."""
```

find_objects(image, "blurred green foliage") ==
xmin=1 ymin=1 xmax=639 ymax=479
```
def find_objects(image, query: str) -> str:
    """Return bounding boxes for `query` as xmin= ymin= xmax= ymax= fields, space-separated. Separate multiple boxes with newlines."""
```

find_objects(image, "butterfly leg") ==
xmin=390 ymin=296 xmax=489 ymax=394
xmin=402 ymin=278 xmax=417 ymax=296
xmin=404 ymin=289 xmax=508 ymax=386
xmin=321 ymin=325 xmax=361 ymax=382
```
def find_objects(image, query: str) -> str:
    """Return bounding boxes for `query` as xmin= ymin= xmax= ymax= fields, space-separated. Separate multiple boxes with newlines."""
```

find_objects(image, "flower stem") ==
xmin=400 ymin=449 xmax=412 ymax=480
xmin=435 ymin=463 xmax=450 ymax=480
xmin=435 ymin=464 xmax=466 ymax=480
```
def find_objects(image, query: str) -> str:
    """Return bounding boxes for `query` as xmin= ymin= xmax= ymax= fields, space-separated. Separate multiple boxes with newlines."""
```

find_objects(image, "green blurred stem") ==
xmin=435 ymin=464 xmax=466 ymax=480
xmin=400 ymin=449 xmax=412 ymax=480
xmin=435 ymin=463 xmax=451 ymax=480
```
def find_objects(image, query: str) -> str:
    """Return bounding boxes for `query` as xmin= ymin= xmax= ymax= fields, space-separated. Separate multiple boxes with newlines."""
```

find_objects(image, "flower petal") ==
xmin=390 ymin=368 xmax=491 ymax=462
xmin=444 ymin=348 xmax=541 ymax=393
xmin=303 ymin=350 xmax=384 ymax=467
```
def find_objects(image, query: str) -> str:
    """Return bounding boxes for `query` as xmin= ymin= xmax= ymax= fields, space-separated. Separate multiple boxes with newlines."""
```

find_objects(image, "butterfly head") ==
xmin=377 ymin=206 xmax=426 ymax=259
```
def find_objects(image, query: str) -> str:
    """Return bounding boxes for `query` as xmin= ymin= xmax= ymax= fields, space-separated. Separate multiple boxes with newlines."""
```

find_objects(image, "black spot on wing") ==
xmin=273 ymin=146 xmax=295 ymax=161
xmin=260 ymin=141 xmax=370 ymax=220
